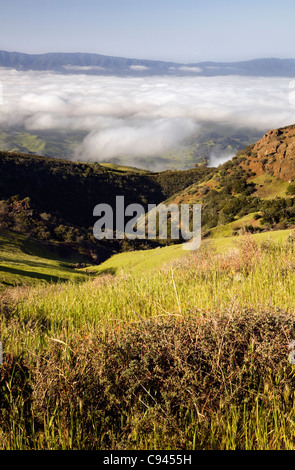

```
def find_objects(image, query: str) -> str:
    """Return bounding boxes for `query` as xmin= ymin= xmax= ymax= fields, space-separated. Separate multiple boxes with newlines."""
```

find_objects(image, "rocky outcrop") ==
xmin=242 ymin=124 xmax=295 ymax=181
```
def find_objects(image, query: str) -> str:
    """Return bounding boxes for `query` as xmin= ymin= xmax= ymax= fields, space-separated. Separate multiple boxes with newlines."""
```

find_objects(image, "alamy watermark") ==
xmin=93 ymin=197 xmax=201 ymax=251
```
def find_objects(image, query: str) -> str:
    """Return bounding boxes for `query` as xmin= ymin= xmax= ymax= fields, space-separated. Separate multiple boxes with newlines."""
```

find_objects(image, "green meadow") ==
xmin=0 ymin=231 xmax=91 ymax=287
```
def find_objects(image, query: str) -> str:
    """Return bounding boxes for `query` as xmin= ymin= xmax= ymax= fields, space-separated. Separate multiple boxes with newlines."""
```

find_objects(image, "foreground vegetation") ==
xmin=1 ymin=232 xmax=295 ymax=449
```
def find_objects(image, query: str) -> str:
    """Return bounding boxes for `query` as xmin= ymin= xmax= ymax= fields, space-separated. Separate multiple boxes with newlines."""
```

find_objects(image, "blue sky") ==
xmin=1 ymin=0 xmax=295 ymax=62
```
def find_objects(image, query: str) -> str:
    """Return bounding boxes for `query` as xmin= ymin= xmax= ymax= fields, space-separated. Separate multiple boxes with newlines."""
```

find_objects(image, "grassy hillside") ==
xmin=1 ymin=230 xmax=295 ymax=449
xmin=0 ymin=129 xmax=88 ymax=159
xmin=250 ymin=174 xmax=289 ymax=199
xmin=1 ymin=224 xmax=292 ymax=288
xmin=2 ymin=124 xmax=294 ymax=257
xmin=1 ymin=123 xmax=295 ymax=287
xmin=85 ymin=243 xmax=187 ymax=276
xmin=84 ymin=227 xmax=293 ymax=276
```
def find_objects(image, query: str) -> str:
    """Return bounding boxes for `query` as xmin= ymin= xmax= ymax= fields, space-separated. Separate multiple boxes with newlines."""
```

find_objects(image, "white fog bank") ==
xmin=0 ymin=69 xmax=295 ymax=162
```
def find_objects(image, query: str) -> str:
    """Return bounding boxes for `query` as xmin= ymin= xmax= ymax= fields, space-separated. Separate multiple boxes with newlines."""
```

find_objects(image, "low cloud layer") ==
xmin=62 ymin=65 xmax=106 ymax=71
xmin=81 ymin=117 xmax=197 ymax=159
xmin=170 ymin=66 xmax=202 ymax=73
xmin=129 ymin=65 xmax=150 ymax=71
xmin=207 ymin=149 xmax=236 ymax=168
xmin=0 ymin=68 xmax=295 ymax=163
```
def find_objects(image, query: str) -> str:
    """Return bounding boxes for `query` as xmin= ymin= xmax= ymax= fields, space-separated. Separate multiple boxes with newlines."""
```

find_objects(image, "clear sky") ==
xmin=1 ymin=0 xmax=295 ymax=63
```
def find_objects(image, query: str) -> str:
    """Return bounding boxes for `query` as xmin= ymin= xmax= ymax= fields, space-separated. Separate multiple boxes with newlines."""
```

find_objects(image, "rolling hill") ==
xmin=0 ymin=229 xmax=92 ymax=287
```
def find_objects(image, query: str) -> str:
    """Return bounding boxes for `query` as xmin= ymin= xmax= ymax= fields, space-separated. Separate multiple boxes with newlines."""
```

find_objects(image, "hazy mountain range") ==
xmin=1 ymin=50 xmax=295 ymax=76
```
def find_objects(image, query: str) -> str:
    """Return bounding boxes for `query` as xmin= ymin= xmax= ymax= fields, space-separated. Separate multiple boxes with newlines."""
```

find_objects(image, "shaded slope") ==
xmin=0 ymin=230 xmax=92 ymax=287
xmin=0 ymin=151 xmax=212 ymax=264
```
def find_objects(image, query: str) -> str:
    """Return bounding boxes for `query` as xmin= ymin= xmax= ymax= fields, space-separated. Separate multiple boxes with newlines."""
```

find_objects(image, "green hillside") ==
xmin=0 ymin=129 xmax=88 ymax=160
xmin=83 ymin=226 xmax=294 ymax=277
xmin=1 ymin=224 xmax=292 ymax=288
xmin=0 ymin=230 xmax=92 ymax=287
xmin=86 ymin=243 xmax=187 ymax=276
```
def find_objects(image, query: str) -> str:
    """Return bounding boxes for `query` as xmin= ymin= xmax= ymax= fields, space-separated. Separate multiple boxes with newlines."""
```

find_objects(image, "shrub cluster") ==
xmin=1 ymin=309 xmax=295 ymax=449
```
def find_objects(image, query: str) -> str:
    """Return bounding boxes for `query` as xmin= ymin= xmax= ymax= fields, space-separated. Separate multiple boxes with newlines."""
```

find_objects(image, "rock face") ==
xmin=242 ymin=124 xmax=295 ymax=181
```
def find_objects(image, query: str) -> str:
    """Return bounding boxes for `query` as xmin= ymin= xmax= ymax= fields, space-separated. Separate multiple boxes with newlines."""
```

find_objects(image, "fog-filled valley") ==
xmin=1 ymin=66 xmax=295 ymax=169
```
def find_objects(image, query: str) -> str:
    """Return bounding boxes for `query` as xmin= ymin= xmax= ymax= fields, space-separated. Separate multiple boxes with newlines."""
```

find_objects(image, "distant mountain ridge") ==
xmin=1 ymin=50 xmax=295 ymax=76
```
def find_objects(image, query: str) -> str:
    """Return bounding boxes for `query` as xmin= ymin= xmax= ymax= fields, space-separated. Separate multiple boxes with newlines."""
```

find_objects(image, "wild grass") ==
xmin=1 ymin=233 xmax=295 ymax=449
xmin=0 ymin=230 xmax=92 ymax=287
xmin=251 ymin=174 xmax=289 ymax=199
xmin=7 ymin=233 xmax=294 ymax=334
xmin=86 ymin=242 xmax=187 ymax=276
